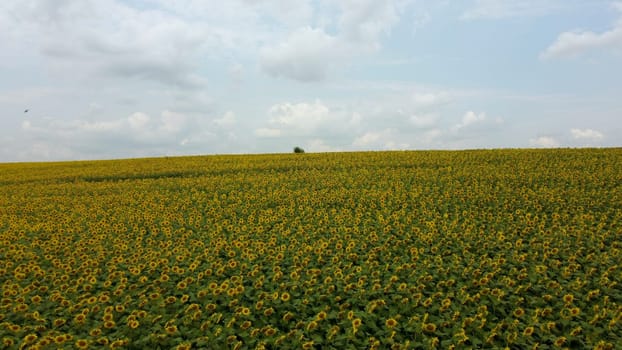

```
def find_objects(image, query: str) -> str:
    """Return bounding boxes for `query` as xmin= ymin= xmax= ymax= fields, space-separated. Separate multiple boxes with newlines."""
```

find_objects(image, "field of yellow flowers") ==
xmin=1 ymin=149 xmax=621 ymax=349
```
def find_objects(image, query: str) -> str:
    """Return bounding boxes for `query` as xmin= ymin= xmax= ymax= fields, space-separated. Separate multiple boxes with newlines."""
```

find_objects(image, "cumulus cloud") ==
xmin=19 ymin=110 xmax=206 ymax=159
xmin=259 ymin=0 xmax=409 ymax=81
xmin=541 ymin=3 xmax=622 ymax=59
xmin=214 ymin=111 xmax=237 ymax=128
xmin=257 ymin=100 xmax=361 ymax=139
xmin=0 ymin=0 xmax=290 ymax=90
xmin=571 ymin=128 xmax=604 ymax=141
xmin=337 ymin=0 xmax=401 ymax=46
xmin=529 ymin=136 xmax=560 ymax=148
xmin=2 ymin=1 xmax=216 ymax=89
xmin=260 ymin=27 xmax=341 ymax=82
xmin=455 ymin=111 xmax=486 ymax=129
xmin=352 ymin=129 xmax=408 ymax=150
xmin=306 ymin=139 xmax=338 ymax=152
xmin=268 ymin=100 xmax=330 ymax=130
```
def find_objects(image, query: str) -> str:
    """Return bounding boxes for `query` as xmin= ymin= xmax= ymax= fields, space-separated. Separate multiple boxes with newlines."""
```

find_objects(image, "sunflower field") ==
xmin=0 ymin=149 xmax=621 ymax=349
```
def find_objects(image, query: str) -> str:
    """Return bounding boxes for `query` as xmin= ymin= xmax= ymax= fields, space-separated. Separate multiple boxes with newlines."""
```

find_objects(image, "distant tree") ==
xmin=293 ymin=146 xmax=305 ymax=154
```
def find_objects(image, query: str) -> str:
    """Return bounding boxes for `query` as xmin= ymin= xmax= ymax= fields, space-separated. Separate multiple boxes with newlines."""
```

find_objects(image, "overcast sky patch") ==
xmin=0 ymin=0 xmax=620 ymax=161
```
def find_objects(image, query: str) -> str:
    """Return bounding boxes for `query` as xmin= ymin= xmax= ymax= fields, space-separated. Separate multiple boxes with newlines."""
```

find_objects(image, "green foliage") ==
xmin=0 ymin=149 xmax=621 ymax=349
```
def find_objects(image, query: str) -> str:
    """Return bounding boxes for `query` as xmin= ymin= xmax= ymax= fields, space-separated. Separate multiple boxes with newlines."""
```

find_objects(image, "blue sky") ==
xmin=1 ymin=0 xmax=620 ymax=161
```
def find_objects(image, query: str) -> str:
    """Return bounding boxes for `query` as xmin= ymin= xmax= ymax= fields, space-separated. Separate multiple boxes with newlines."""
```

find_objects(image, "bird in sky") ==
xmin=24 ymin=109 xmax=29 ymax=113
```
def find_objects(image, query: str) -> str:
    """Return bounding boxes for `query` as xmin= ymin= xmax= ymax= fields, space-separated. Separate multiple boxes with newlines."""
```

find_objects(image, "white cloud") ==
xmin=455 ymin=111 xmax=486 ymax=129
xmin=337 ymin=0 xmax=401 ymax=46
xmin=128 ymin=112 xmax=150 ymax=130
xmin=262 ymin=100 xmax=360 ymax=138
xmin=420 ymin=128 xmax=443 ymax=144
xmin=541 ymin=3 xmax=622 ymax=59
xmin=0 ymin=0 xmax=285 ymax=90
xmin=306 ymin=139 xmax=337 ymax=152
xmin=571 ymin=128 xmax=604 ymax=140
xmin=353 ymin=131 xmax=381 ymax=147
xmin=17 ymin=110 xmax=204 ymax=159
xmin=530 ymin=136 xmax=560 ymax=148
xmin=461 ymin=0 xmax=563 ymax=20
xmin=409 ymin=114 xmax=437 ymax=128
xmin=21 ymin=120 xmax=32 ymax=130
xmin=259 ymin=0 xmax=409 ymax=82
xmin=245 ymin=0 xmax=315 ymax=28
xmin=268 ymin=100 xmax=330 ymax=130
xmin=254 ymin=128 xmax=282 ymax=138
xmin=412 ymin=92 xmax=450 ymax=108
xmin=260 ymin=27 xmax=341 ymax=82
xmin=214 ymin=111 xmax=237 ymax=128
xmin=352 ymin=128 xmax=407 ymax=149
xmin=160 ymin=110 xmax=187 ymax=133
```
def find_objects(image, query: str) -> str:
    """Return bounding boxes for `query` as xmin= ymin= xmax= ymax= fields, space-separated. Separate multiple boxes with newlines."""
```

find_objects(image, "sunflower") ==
xmin=562 ymin=294 xmax=573 ymax=305
xmin=2 ymin=337 xmax=14 ymax=347
xmin=385 ymin=318 xmax=398 ymax=328
xmin=165 ymin=325 xmax=178 ymax=335
xmin=423 ymin=323 xmax=436 ymax=333
xmin=569 ymin=307 xmax=580 ymax=317
xmin=54 ymin=335 xmax=66 ymax=344
xmin=74 ymin=314 xmax=86 ymax=324
xmin=316 ymin=311 xmax=327 ymax=321
xmin=307 ymin=321 xmax=319 ymax=331
xmin=280 ymin=292 xmax=291 ymax=302
xmin=441 ymin=298 xmax=452 ymax=308
xmin=110 ymin=339 xmax=128 ymax=349
xmin=422 ymin=298 xmax=433 ymax=307
xmin=75 ymin=339 xmax=89 ymax=349
xmin=570 ymin=326 xmax=582 ymax=336
xmin=23 ymin=334 xmax=38 ymax=343
xmin=176 ymin=342 xmax=192 ymax=350
xmin=523 ymin=326 xmax=535 ymax=336
xmin=554 ymin=336 xmax=566 ymax=347
xmin=264 ymin=327 xmax=276 ymax=336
